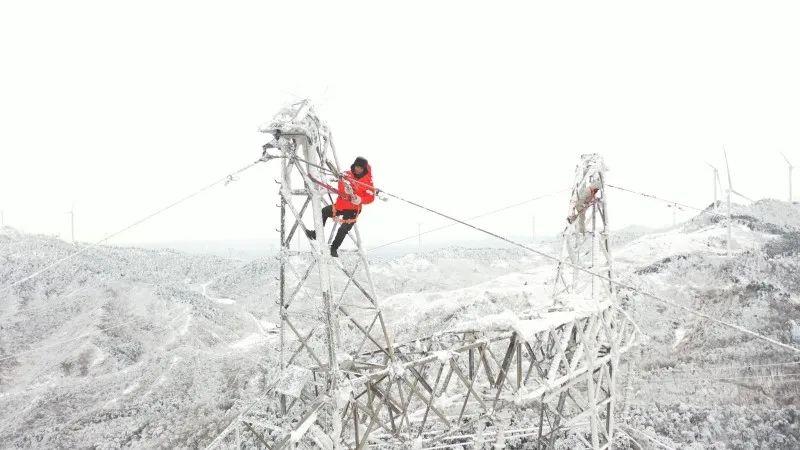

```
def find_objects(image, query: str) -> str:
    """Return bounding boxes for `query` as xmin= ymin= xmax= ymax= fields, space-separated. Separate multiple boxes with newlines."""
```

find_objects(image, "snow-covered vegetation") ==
xmin=1 ymin=200 xmax=799 ymax=447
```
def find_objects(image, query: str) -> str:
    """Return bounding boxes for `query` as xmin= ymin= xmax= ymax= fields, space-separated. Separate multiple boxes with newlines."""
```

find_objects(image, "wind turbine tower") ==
xmin=705 ymin=162 xmax=722 ymax=207
xmin=722 ymin=148 xmax=753 ymax=257
xmin=781 ymin=152 xmax=794 ymax=203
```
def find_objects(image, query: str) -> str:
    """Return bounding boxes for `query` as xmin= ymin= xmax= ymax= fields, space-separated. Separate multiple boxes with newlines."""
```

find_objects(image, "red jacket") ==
xmin=335 ymin=164 xmax=375 ymax=212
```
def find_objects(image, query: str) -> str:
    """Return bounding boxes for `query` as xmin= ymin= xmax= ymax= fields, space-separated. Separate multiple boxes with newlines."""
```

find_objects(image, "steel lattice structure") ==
xmin=207 ymin=103 xmax=638 ymax=449
xmin=553 ymin=153 xmax=613 ymax=308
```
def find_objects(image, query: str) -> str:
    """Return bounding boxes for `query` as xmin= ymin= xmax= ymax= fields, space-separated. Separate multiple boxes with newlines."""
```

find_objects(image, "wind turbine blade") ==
xmin=731 ymin=189 xmax=754 ymax=202
xmin=780 ymin=151 xmax=793 ymax=167
xmin=723 ymin=146 xmax=733 ymax=190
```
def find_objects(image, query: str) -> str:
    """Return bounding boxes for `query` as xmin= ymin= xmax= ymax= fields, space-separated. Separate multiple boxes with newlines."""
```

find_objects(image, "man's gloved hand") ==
xmin=343 ymin=181 xmax=355 ymax=197
xmin=351 ymin=195 xmax=362 ymax=205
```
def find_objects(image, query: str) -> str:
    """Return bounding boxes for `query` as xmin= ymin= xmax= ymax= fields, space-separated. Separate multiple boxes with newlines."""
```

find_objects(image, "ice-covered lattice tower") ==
xmin=207 ymin=105 xmax=638 ymax=449
xmin=553 ymin=154 xmax=614 ymax=307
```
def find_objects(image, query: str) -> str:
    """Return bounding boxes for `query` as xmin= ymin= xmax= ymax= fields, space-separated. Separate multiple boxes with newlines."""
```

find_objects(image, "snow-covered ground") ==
xmin=1 ymin=199 xmax=799 ymax=448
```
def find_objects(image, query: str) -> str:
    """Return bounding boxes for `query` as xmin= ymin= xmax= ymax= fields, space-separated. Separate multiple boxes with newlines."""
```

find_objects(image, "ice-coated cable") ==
xmin=283 ymin=153 xmax=800 ymax=355
xmin=368 ymin=188 xmax=569 ymax=252
xmin=0 ymin=159 xmax=266 ymax=296
xmin=619 ymin=425 xmax=676 ymax=450
xmin=607 ymin=184 xmax=727 ymax=219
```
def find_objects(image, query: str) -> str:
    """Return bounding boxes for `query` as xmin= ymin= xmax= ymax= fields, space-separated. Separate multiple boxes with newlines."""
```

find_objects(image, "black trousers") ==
xmin=322 ymin=205 xmax=358 ymax=251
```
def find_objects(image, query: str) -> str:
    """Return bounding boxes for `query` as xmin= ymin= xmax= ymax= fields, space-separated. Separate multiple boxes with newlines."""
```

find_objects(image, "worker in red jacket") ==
xmin=306 ymin=157 xmax=375 ymax=257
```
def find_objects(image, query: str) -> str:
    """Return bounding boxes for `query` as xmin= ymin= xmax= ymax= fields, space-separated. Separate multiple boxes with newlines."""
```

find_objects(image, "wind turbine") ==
xmin=780 ymin=152 xmax=794 ymax=203
xmin=723 ymin=148 xmax=753 ymax=203
xmin=705 ymin=162 xmax=723 ymax=207
xmin=722 ymin=148 xmax=753 ymax=257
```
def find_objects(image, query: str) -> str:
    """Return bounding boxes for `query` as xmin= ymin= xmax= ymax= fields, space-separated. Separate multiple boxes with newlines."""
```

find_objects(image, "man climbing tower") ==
xmin=567 ymin=179 xmax=600 ymax=234
xmin=306 ymin=157 xmax=375 ymax=257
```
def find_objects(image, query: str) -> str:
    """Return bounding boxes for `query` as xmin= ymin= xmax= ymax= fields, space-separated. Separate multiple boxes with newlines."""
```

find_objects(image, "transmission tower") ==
xmin=552 ymin=154 xmax=613 ymax=307
xmin=208 ymin=104 xmax=638 ymax=449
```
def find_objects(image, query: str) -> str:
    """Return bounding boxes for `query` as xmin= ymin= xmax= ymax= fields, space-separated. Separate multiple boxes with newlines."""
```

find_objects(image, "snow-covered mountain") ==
xmin=1 ymin=199 xmax=799 ymax=448
xmin=613 ymin=200 xmax=800 ymax=448
xmin=0 ymin=229 xmax=279 ymax=447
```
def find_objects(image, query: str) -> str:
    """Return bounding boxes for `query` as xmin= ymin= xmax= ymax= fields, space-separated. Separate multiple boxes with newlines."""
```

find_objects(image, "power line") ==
xmin=0 ymin=310 xmax=272 ymax=438
xmin=640 ymin=372 xmax=800 ymax=383
xmin=649 ymin=360 xmax=800 ymax=374
xmin=1 ymin=285 xmax=93 ymax=318
xmin=0 ymin=301 xmax=274 ymax=365
xmin=616 ymin=428 xmax=644 ymax=450
xmin=204 ymin=378 xmax=284 ymax=449
xmin=618 ymin=425 xmax=676 ymax=450
xmin=10 ymin=184 xmax=565 ymax=319
xmin=0 ymin=253 xmax=265 ymax=327
xmin=3 ymin=228 xmax=271 ymax=320
xmin=608 ymin=184 xmax=726 ymax=219
xmin=367 ymin=188 xmax=568 ymax=252
xmin=374 ymin=193 xmax=800 ymax=356
xmin=0 ymin=158 xmax=266 ymax=296
xmin=6 ymin=148 xmax=797 ymax=449
xmin=282 ymin=153 xmax=800 ymax=356
xmin=0 ymin=315 xmax=149 ymax=362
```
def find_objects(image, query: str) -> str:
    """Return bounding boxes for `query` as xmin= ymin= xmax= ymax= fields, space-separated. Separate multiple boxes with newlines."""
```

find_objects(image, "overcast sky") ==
xmin=1 ymin=1 xmax=799 ymax=250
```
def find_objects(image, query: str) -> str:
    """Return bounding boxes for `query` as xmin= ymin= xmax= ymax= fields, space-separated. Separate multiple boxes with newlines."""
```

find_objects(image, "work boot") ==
xmin=330 ymin=247 xmax=339 ymax=258
xmin=305 ymin=229 xmax=317 ymax=241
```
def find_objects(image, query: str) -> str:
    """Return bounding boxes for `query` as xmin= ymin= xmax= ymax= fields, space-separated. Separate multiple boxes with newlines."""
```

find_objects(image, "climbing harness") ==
xmin=307 ymin=173 xmax=362 ymax=225
xmin=330 ymin=205 xmax=360 ymax=225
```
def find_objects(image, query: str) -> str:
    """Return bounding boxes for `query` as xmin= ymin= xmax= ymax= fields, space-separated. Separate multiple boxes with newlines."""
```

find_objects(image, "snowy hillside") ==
xmin=615 ymin=200 xmax=800 ymax=448
xmin=1 ymin=200 xmax=799 ymax=448
xmin=0 ymin=232 xmax=556 ymax=447
xmin=0 ymin=230 xmax=277 ymax=447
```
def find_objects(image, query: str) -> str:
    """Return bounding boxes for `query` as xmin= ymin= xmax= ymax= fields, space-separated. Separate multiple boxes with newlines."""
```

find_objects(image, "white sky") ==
xmin=1 ymin=1 xmax=799 ymax=249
